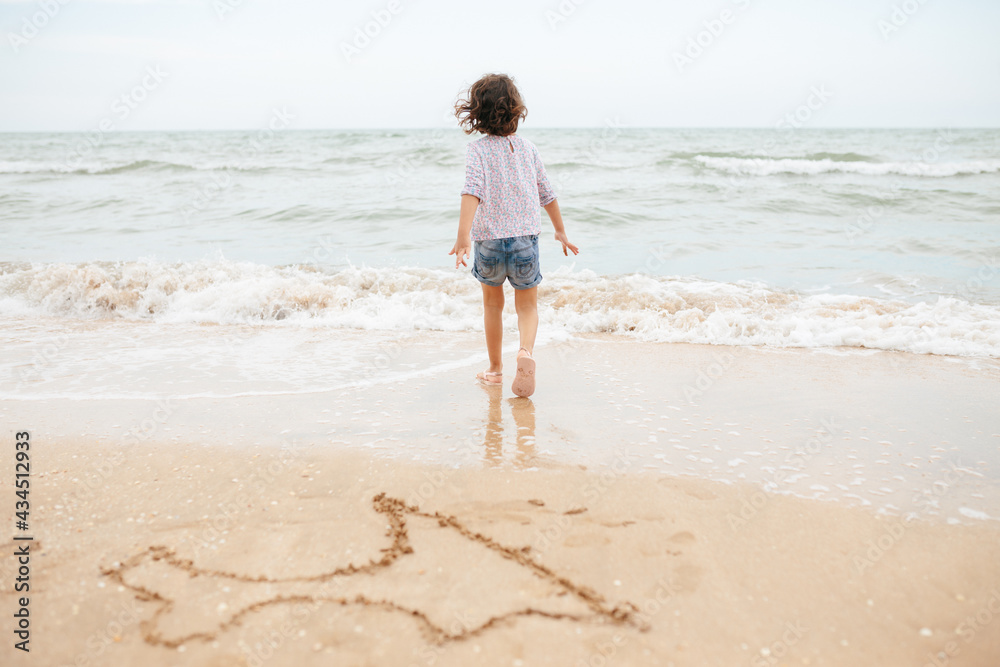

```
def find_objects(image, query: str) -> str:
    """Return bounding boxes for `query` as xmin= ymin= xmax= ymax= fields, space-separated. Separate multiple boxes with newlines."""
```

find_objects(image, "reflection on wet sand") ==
xmin=481 ymin=385 xmax=536 ymax=467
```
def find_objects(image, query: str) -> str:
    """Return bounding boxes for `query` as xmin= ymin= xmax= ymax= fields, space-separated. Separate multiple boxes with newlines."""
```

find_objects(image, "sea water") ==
xmin=1 ymin=128 xmax=998 ymax=357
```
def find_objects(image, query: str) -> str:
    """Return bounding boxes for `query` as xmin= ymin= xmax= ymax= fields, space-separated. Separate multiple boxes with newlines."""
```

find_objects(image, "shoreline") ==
xmin=5 ymin=334 xmax=999 ymax=523
xmin=3 ymin=334 xmax=1000 ymax=664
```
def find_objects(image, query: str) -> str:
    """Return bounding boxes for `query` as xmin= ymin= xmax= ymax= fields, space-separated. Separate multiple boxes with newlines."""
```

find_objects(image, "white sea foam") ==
xmin=2 ymin=259 xmax=999 ymax=357
xmin=694 ymin=155 xmax=1000 ymax=177
xmin=957 ymin=507 xmax=992 ymax=521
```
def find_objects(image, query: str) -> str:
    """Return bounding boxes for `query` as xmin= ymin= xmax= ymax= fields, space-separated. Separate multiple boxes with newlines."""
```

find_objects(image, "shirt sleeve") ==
xmin=460 ymin=143 xmax=485 ymax=201
xmin=533 ymin=144 xmax=557 ymax=206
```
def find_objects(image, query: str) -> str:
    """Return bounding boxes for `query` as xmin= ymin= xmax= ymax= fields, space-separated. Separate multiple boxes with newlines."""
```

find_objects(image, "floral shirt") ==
xmin=460 ymin=134 xmax=557 ymax=241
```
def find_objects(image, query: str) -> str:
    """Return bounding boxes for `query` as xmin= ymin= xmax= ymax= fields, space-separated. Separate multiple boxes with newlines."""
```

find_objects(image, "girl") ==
xmin=449 ymin=73 xmax=579 ymax=398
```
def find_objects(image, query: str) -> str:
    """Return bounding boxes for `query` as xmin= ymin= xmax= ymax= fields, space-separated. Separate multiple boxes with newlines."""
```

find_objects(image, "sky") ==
xmin=0 ymin=0 xmax=997 ymax=131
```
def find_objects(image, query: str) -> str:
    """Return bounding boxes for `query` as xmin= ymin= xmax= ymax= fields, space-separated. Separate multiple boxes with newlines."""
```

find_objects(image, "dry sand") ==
xmin=0 ymin=441 xmax=996 ymax=666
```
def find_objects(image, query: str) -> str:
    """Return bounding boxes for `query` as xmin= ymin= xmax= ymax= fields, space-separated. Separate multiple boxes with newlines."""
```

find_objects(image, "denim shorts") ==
xmin=472 ymin=234 xmax=542 ymax=290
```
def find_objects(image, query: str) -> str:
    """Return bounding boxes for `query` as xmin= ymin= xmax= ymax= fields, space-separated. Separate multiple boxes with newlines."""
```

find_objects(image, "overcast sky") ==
xmin=0 ymin=0 xmax=997 ymax=131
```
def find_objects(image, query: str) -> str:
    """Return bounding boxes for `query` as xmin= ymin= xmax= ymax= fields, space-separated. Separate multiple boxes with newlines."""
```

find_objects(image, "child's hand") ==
xmin=449 ymin=237 xmax=471 ymax=268
xmin=554 ymin=231 xmax=579 ymax=256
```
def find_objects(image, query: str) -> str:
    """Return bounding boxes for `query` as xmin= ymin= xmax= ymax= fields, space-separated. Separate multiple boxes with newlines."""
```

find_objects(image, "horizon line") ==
xmin=1 ymin=125 xmax=997 ymax=134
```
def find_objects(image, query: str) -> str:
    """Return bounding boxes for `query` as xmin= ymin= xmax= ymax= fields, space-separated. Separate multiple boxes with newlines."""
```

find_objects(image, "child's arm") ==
xmin=449 ymin=194 xmax=479 ymax=268
xmin=544 ymin=200 xmax=579 ymax=256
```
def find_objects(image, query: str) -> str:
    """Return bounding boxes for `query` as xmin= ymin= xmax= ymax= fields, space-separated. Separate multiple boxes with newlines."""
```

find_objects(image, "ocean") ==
xmin=2 ymin=127 xmax=998 ymax=360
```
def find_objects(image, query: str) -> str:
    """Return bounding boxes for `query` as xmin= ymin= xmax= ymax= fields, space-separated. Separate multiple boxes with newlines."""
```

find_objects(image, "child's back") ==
xmin=461 ymin=133 xmax=557 ymax=243
xmin=449 ymin=73 xmax=579 ymax=398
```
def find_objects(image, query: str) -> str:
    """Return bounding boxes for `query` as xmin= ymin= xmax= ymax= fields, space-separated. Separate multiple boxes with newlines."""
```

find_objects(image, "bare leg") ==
xmin=514 ymin=286 xmax=538 ymax=355
xmin=511 ymin=286 xmax=539 ymax=397
xmin=481 ymin=283 xmax=505 ymax=373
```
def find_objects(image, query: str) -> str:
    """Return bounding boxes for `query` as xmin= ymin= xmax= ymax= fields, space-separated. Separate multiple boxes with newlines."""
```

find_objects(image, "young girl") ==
xmin=449 ymin=73 xmax=579 ymax=398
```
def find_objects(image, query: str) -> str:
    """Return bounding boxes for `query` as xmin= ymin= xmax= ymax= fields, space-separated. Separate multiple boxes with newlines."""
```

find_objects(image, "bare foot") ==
xmin=476 ymin=370 xmax=503 ymax=386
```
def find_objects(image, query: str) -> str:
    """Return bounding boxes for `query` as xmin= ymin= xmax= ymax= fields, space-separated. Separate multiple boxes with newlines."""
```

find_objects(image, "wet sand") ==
xmin=2 ymin=337 xmax=1000 ymax=665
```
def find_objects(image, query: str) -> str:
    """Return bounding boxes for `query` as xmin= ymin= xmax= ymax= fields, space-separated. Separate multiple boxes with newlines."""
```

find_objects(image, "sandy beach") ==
xmin=4 ymin=442 xmax=1000 ymax=667
xmin=3 ymin=2 xmax=998 ymax=664
xmin=3 ymin=336 xmax=1000 ymax=666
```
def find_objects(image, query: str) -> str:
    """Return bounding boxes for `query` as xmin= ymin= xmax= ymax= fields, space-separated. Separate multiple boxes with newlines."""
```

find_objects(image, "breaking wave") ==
xmin=2 ymin=259 xmax=998 ymax=357
xmin=694 ymin=156 xmax=1000 ymax=177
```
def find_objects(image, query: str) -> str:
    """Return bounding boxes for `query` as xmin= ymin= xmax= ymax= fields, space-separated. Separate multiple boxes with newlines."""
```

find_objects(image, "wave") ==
xmin=0 ymin=159 xmax=288 ymax=176
xmin=546 ymin=160 xmax=632 ymax=170
xmin=2 ymin=260 xmax=999 ymax=358
xmin=694 ymin=156 xmax=1000 ymax=177
xmin=0 ymin=159 xmax=189 ymax=175
xmin=97 ymin=159 xmax=191 ymax=175
xmin=804 ymin=151 xmax=876 ymax=162
xmin=669 ymin=151 xmax=876 ymax=163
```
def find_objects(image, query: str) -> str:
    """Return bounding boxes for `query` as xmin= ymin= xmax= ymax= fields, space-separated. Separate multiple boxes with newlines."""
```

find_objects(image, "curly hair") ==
xmin=454 ymin=73 xmax=527 ymax=137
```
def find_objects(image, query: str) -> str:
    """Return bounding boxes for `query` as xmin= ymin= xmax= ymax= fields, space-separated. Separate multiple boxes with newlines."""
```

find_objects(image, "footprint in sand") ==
xmin=663 ymin=531 xmax=703 ymax=592
xmin=667 ymin=531 xmax=696 ymax=545
xmin=529 ymin=506 xmax=705 ymax=597
xmin=670 ymin=564 xmax=704 ymax=594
